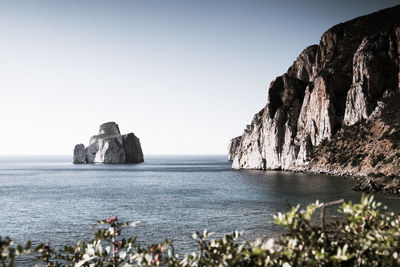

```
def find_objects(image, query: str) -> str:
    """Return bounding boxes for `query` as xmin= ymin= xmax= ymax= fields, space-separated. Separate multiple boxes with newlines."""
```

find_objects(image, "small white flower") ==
xmin=120 ymin=251 xmax=127 ymax=260
xmin=262 ymin=238 xmax=275 ymax=251
xmin=129 ymin=221 xmax=141 ymax=227
xmin=86 ymin=244 xmax=95 ymax=256
xmin=109 ymin=227 xmax=115 ymax=235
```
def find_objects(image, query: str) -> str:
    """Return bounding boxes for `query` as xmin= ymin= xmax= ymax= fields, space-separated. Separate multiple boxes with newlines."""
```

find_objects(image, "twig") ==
xmin=112 ymin=225 xmax=116 ymax=267
xmin=197 ymin=239 xmax=203 ymax=264
xmin=321 ymin=199 xmax=344 ymax=243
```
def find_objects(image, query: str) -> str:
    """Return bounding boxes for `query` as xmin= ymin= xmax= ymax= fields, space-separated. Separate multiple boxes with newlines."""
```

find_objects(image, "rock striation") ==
xmin=229 ymin=5 xmax=400 ymax=183
xmin=228 ymin=136 xmax=242 ymax=161
xmin=73 ymin=122 xmax=144 ymax=164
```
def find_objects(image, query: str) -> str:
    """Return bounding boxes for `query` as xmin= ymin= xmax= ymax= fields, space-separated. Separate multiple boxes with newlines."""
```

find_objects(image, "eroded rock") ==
xmin=353 ymin=177 xmax=379 ymax=193
xmin=73 ymin=122 xmax=143 ymax=164
xmin=229 ymin=5 xmax=400 ymax=180
xmin=73 ymin=144 xmax=86 ymax=164
xmin=228 ymin=136 xmax=242 ymax=161
xmin=123 ymin=133 xmax=144 ymax=163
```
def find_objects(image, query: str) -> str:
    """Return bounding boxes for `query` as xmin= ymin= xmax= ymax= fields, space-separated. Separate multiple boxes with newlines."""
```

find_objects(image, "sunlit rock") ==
xmin=229 ymin=5 xmax=400 ymax=179
xmin=73 ymin=122 xmax=143 ymax=164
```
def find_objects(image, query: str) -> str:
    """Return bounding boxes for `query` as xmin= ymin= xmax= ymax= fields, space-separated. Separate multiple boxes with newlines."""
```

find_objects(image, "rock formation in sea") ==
xmin=229 ymin=5 xmax=400 ymax=190
xmin=73 ymin=122 xmax=144 ymax=164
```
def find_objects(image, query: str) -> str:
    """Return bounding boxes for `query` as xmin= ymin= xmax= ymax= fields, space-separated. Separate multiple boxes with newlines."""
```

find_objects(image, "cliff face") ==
xmin=308 ymin=93 xmax=400 ymax=193
xmin=229 ymin=5 xmax=400 ymax=178
xmin=73 ymin=122 xmax=144 ymax=164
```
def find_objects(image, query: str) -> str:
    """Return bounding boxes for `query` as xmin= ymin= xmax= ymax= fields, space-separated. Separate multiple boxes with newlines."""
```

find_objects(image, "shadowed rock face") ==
xmin=229 ymin=5 xmax=400 ymax=177
xmin=228 ymin=136 xmax=242 ymax=161
xmin=123 ymin=133 xmax=144 ymax=163
xmin=73 ymin=144 xmax=85 ymax=164
xmin=73 ymin=122 xmax=144 ymax=164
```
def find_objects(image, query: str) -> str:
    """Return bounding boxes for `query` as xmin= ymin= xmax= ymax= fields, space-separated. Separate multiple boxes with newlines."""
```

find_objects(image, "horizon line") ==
xmin=0 ymin=153 xmax=227 ymax=157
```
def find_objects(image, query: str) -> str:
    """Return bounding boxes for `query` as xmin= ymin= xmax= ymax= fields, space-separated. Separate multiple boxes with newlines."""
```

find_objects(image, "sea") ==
xmin=1 ymin=155 xmax=399 ymax=264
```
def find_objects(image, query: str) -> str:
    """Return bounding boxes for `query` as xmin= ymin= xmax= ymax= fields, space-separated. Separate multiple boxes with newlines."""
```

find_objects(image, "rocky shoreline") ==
xmin=292 ymin=167 xmax=400 ymax=195
xmin=228 ymin=5 xmax=400 ymax=193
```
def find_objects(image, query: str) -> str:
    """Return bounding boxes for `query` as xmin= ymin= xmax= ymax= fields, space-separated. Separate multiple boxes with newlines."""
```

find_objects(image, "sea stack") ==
xmin=73 ymin=122 xmax=144 ymax=164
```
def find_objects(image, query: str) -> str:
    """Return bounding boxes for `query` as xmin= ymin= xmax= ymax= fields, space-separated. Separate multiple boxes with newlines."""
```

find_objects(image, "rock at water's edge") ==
xmin=73 ymin=122 xmax=143 ymax=164
xmin=73 ymin=144 xmax=86 ymax=163
xmin=228 ymin=136 xmax=242 ymax=161
xmin=94 ymin=137 xmax=126 ymax=164
xmin=229 ymin=5 xmax=400 ymax=180
xmin=123 ymin=133 xmax=144 ymax=163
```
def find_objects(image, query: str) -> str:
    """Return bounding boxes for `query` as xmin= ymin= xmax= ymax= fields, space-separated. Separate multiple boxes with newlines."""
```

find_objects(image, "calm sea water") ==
xmin=1 ymin=155 xmax=399 ymax=264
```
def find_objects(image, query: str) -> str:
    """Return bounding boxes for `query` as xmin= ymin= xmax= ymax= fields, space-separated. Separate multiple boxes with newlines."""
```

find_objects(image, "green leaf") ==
xmin=16 ymin=245 xmax=23 ymax=256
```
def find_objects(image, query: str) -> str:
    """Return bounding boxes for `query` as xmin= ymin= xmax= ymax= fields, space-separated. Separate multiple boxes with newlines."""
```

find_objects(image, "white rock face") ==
xmin=344 ymin=31 xmax=400 ymax=126
xmin=343 ymin=84 xmax=369 ymax=126
xmin=296 ymin=75 xmax=335 ymax=159
xmin=73 ymin=122 xmax=144 ymax=164
xmin=232 ymin=110 xmax=265 ymax=169
xmin=94 ymin=136 xmax=125 ymax=164
xmin=231 ymin=73 xmax=308 ymax=170
xmin=229 ymin=10 xmax=400 ymax=171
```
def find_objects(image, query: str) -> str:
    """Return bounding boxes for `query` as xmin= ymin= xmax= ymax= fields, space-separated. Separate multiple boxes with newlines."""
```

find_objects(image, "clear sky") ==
xmin=0 ymin=0 xmax=398 ymax=155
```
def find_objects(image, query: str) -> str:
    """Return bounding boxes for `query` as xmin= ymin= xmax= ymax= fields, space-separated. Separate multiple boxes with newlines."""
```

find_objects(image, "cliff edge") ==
xmin=229 ymin=5 xmax=400 ymax=191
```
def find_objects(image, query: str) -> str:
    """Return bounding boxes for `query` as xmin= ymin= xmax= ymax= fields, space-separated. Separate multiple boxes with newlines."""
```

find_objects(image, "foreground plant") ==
xmin=2 ymin=195 xmax=400 ymax=266
xmin=0 ymin=237 xmax=31 ymax=267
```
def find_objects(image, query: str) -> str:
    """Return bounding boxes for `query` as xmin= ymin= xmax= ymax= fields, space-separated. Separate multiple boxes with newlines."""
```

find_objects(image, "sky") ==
xmin=0 ymin=0 xmax=399 ymax=155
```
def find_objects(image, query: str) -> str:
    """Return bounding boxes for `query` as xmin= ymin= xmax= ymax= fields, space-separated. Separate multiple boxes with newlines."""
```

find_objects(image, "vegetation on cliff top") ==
xmin=308 ymin=92 xmax=400 ymax=193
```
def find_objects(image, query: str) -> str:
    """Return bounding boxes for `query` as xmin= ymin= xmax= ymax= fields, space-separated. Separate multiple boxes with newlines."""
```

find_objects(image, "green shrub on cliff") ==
xmin=2 ymin=195 xmax=400 ymax=266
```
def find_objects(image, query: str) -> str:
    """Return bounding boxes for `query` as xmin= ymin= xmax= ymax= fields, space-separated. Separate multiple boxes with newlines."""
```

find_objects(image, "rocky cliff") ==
xmin=73 ymin=122 xmax=144 ymax=164
xmin=229 ymin=5 xmax=400 ymax=185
